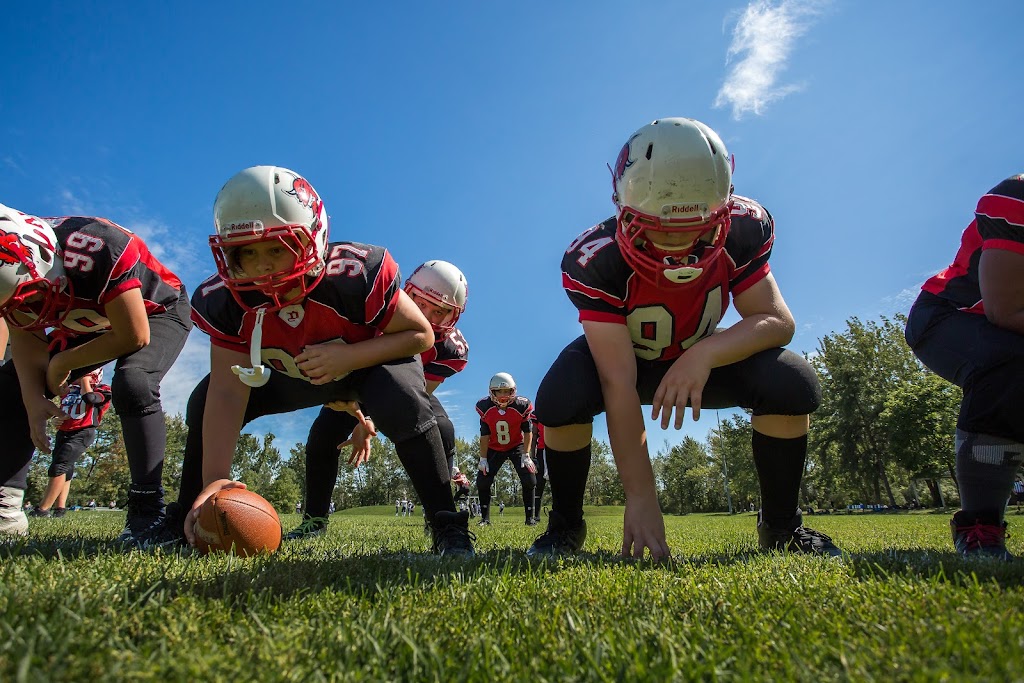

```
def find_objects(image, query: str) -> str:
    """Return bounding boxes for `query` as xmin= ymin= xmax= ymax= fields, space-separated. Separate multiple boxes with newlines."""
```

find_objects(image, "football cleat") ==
xmin=52 ymin=507 xmax=67 ymax=518
xmin=527 ymin=510 xmax=587 ymax=557
xmin=757 ymin=511 xmax=842 ymax=557
xmin=950 ymin=511 xmax=1014 ymax=561
xmin=477 ymin=518 xmax=491 ymax=527
xmin=431 ymin=510 xmax=475 ymax=557
xmin=28 ymin=507 xmax=52 ymax=518
xmin=284 ymin=516 xmax=329 ymax=540
xmin=0 ymin=487 xmax=28 ymax=537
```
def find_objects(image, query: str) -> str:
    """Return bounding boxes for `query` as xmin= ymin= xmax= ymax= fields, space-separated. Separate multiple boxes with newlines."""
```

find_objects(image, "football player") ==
xmin=168 ymin=166 xmax=473 ymax=556
xmin=29 ymin=369 xmax=112 ymax=518
xmin=0 ymin=205 xmax=190 ymax=542
xmin=528 ymin=118 xmax=839 ymax=560
xmin=285 ymin=259 xmax=470 ymax=539
xmin=905 ymin=175 xmax=1024 ymax=560
xmin=475 ymin=372 xmax=537 ymax=526
xmin=529 ymin=415 xmax=547 ymax=525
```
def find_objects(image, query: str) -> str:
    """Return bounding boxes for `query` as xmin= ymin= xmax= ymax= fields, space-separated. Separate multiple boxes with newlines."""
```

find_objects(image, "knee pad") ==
xmin=48 ymin=462 xmax=73 ymax=478
xmin=112 ymin=368 xmax=160 ymax=417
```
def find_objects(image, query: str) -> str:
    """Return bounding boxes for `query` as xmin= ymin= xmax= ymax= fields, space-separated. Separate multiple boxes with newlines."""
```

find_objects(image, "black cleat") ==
xmin=527 ymin=510 xmax=586 ymax=557
xmin=950 ymin=511 xmax=1014 ymax=561
xmin=477 ymin=518 xmax=491 ymax=527
xmin=29 ymin=507 xmax=52 ymax=518
xmin=431 ymin=510 xmax=476 ymax=557
xmin=284 ymin=516 xmax=329 ymax=540
xmin=52 ymin=507 xmax=67 ymax=518
xmin=757 ymin=511 xmax=843 ymax=557
xmin=525 ymin=518 xmax=538 ymax=527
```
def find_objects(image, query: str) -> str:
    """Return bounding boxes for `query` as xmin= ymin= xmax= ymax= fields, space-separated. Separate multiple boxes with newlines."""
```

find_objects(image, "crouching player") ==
xmin=167 ymin=166 xmax=473 ymax=556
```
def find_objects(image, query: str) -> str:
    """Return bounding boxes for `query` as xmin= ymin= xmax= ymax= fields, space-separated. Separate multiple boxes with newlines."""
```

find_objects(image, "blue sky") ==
xmin=2 ymin=1 xmax=1023 ymax=458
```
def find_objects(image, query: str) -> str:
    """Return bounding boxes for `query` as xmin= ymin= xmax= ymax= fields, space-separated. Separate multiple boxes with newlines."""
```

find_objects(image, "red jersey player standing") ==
xmin=476 ymin=372 xmax=536 ymax=526
xmin=528 ymin=118 xmax=839 ymax=560
xmin=166 ymin=166 xmax=473 ymax=556
xmin=287 ymin=260 xmax=470 ymax=539
xmin=905 ymin=175 xmax=1024 ymax=560
xmin=30 ymin=368 xmax=112 ymax=518
xmin=0 ymin=204 xmax=190 ymax=543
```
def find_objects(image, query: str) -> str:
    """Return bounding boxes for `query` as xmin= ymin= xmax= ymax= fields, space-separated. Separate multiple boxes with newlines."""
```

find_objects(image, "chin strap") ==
xmin=231 ymin=307 xmax=272 ymax=387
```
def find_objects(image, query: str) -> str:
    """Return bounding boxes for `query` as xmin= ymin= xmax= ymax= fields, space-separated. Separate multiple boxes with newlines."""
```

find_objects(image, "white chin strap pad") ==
xmin=232 ymin=307 xmax=272 ymax=388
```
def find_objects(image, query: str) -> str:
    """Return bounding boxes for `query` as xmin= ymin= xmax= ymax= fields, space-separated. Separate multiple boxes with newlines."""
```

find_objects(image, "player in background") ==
xmin=528 ymin=118 xmax=839 ymax=560
xmin=167 ymin=166 xmax=473 ymax=556
xmin=29 ymin=368 xmax=112 ymax=518
xmin=286 ymin=259 xmax=470 ymax=539
xmin=475 ymin=372 xmax=536 ymax=526
xmin=451 ymin=466 xmax=472 ymax=505
xmin=905 ymin=175 xmax=1024 ymax=560
xmin=528 ymin=415 xmax=547 ymax=525
xmin=0 ymin=205 xmax=189 ymax=542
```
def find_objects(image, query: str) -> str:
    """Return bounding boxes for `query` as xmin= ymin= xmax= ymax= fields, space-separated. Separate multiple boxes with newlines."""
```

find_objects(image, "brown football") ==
xmin=194 ymin=488 xmax=282 ymax=556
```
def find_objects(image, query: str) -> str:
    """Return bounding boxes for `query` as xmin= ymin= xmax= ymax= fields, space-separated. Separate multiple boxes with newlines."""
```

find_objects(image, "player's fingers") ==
xmin=337 ymin=438 xmax=353 ymax=451
xmin=651 ymin=383 xmax=667 ymax=421
xmin=659 ymin=388 xmax=678 ymax=430
xmin=689 ymin=388 xmax=702 ymax=423
xmin=621 ymin=532 xmax=632 ymax=558
xmin=184 ymin=508 xmax=198 ymax=545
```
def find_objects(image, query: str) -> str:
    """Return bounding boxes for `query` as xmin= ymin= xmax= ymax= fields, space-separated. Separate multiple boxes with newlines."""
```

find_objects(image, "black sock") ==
xmin=752 ymin=430 xmax=806 ymax=528
xmin=546 ymin=445 xmax=590 ymax=525
xmin=120 ymin=411 xmax=166 ymax=487
xmin=394 ymin=427 xmax=454 ymax=519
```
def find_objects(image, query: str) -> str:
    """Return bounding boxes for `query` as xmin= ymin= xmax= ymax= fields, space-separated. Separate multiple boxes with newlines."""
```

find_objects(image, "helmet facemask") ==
xmin=616 ymin=204 xmax=732 ymax=287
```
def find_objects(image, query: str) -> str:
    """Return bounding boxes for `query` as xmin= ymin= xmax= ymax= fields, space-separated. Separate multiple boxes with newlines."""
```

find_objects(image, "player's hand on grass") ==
xmin=622 ymin=495 xmax=670 ymax=561
xmin=339 ymin=417 xmax=377 ymax=466
xmin=26 ymin=395 xmax=67 ymax=453
xmin=651 ymin=347 xmax=712 ymax=428
xmin=295 ymin=342 xmax=353 ymax=385
xmin=184 ymin=479 xmax=247 ymax=546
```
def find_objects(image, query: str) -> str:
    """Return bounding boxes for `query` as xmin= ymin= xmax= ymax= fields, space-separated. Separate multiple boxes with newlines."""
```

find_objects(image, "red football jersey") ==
xmin=420 ymin=328 xmax=469 ymax=383
xmin=18 ymin=217 xmax=183 ymax=336
xmin=921 ymin=176 xmax=1024 ymax=315
xmin=58 ymin=383 xmax=112 ymax=431
xmin=560 ymin=196 xmax=774 ymax=362
xmin=192 ymin=241 xmax=401 ymax=383
xmin=476 ymin=395 xmax=533 ymax=452
xmin=530 ymin=415 xmax=545 ymax=450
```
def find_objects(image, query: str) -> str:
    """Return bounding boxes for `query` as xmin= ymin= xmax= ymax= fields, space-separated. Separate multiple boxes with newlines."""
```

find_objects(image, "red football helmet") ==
xmin=611 ymin=118 xmax=734 ymax=288
xmin=0 ymin=204 xmax=72 ymax=331
xmin=210 ymin=166 xmax=330 ymax=311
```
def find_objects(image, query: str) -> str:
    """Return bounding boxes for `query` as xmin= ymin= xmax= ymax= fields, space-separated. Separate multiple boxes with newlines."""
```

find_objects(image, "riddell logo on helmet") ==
xmin=668 ymin=203 xmax=705 ymax=215
xmin=224 ymin=220 xmax=264 ymax=235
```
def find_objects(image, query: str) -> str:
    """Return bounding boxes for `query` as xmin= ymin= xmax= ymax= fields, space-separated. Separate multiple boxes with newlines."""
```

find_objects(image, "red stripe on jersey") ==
xmin=192 ymin=308 xmax=246 ymax=349
xmin=101 ymin=278 xmax=142 ymax=304
xmin=922 ymin=221 xmax=982 ymax=297
xmin=579 ymin=309 xmax=626 ymax=325
xmin=983 ymin=238 xmax=1024 ymax=256
xmin=562 ymin=272 xmax=624 ymax=308
xmin=108 ymin=234 xmax=142 ymax=282
xmin=730 ymin=262 xmax=771 ymax=296
xmin=977 ymin=193 xmax=1024 ymax=227
xmin=366 ymin=250 xmax=400 ymax=328
xmin=424 ymin=358 xmax=468 ymax=382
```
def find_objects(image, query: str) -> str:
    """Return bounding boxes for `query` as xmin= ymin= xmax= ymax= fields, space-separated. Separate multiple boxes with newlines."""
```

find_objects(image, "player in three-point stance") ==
xmin=475 ymin=372 xmax=537 ymax=526
xmin=905 ymin=174 xmax=1024 ymax=560
xmin=0 ymin=205 xmax=189 ymax=543
xmin=528 ymin=118 xmax=840 ymax=560
xmin=286 ymin=259 xmax=470 ymax=539
xmin=167 ymin=166 xmax=473 ymax=556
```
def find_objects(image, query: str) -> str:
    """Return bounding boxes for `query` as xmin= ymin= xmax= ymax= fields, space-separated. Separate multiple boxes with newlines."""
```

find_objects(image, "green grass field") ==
xmin=3 ymin=508 xmax=1024 ymax=682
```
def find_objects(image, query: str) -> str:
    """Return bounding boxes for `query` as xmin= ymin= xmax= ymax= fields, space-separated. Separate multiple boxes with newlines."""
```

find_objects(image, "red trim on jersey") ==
xmin=730 ymin=262 xmax=771 ymax=296
xmin=983 ymin=238 xmax=1024 ymax=256
xmin=100 ymin=278 xmax=143 ymax=304
xmin=424 ymin=357 xmax=468 ymax=382
xmin=562 ymin=272 xmax=624 ymax=308
xmin=192 ymin=308 xmax=246 ymax=349
xmin=108 ymin=236 xmax=142 ymax=282
xmin=366 ymin=250 xmax=400 ymax=328
xmin=977 ymin=193 xmax=1024 ymax=226
xmin=579 ymin=310 xmax=626 ymax=325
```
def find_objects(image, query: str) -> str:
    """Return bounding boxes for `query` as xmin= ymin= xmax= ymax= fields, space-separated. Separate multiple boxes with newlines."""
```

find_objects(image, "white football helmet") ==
xmin=611 ymin=118 xmax=734 ymax=287
xmin=403 ymin=260 xmax=468 ymax=337
xmin=210 ymin=166 xmax=330 ymax=311
xmin=489 ymin=372 xmax=516 ymax=408
xmin=0 ymin=204 xmax=70 ymax=330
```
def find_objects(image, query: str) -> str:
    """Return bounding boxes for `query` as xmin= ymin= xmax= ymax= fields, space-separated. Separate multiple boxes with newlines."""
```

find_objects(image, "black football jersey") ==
xmin=560 ymin=196 xmax=774 ymax=362
xmin=420 ymin=328 xmax=469 ymax=383
xmin=922 ymin=175 xmax=1024 ymax=314
xmin=192 ymin=241 xmax=401 ymax=383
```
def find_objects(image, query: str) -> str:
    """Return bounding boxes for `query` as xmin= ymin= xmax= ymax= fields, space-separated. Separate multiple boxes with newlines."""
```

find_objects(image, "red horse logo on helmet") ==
xmin=286 ymin=176 xmax=323 ymax=216
xmin=0 ymin=231 xmax=30 ymax=266
xmin=612 ymin=132 xmax=641 ymax=182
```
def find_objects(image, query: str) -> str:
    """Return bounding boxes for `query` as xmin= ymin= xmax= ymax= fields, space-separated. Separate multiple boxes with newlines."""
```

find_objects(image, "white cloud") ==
xmin=714 ymin=0 xmax=827 ymax=119
xmin=159 ymin=329 xmax=209 ymax=418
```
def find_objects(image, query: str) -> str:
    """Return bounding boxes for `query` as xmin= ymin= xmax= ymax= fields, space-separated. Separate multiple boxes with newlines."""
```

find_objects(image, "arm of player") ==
xmin=46 ymin=289 xmax=151 ymax=395
xmin=652 ymin=273 xmax=795 ymax=428
xmin=295 ymin=289 xmax=434 ymax=385
xmin=582 ymin=319 xmax=669 ymax=561
xmin=980 ymin=249 xmax=1024 ymax=336
xmin=0 ymin=318 xmax=8 ymax=359
xmin=9 ymin=326 xmax=66 ymax=453
xmin=183 ymin=344 xmax=251 ymax=546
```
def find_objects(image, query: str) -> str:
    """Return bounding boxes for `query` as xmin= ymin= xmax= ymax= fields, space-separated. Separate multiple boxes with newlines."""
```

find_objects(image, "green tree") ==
xmin=708 ymin=414 xmax=758 ymax=512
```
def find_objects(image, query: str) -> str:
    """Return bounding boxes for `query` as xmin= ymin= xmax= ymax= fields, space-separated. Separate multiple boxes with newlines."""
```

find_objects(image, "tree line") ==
xmin=27 ymin=314 xmax=974 ymax=514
